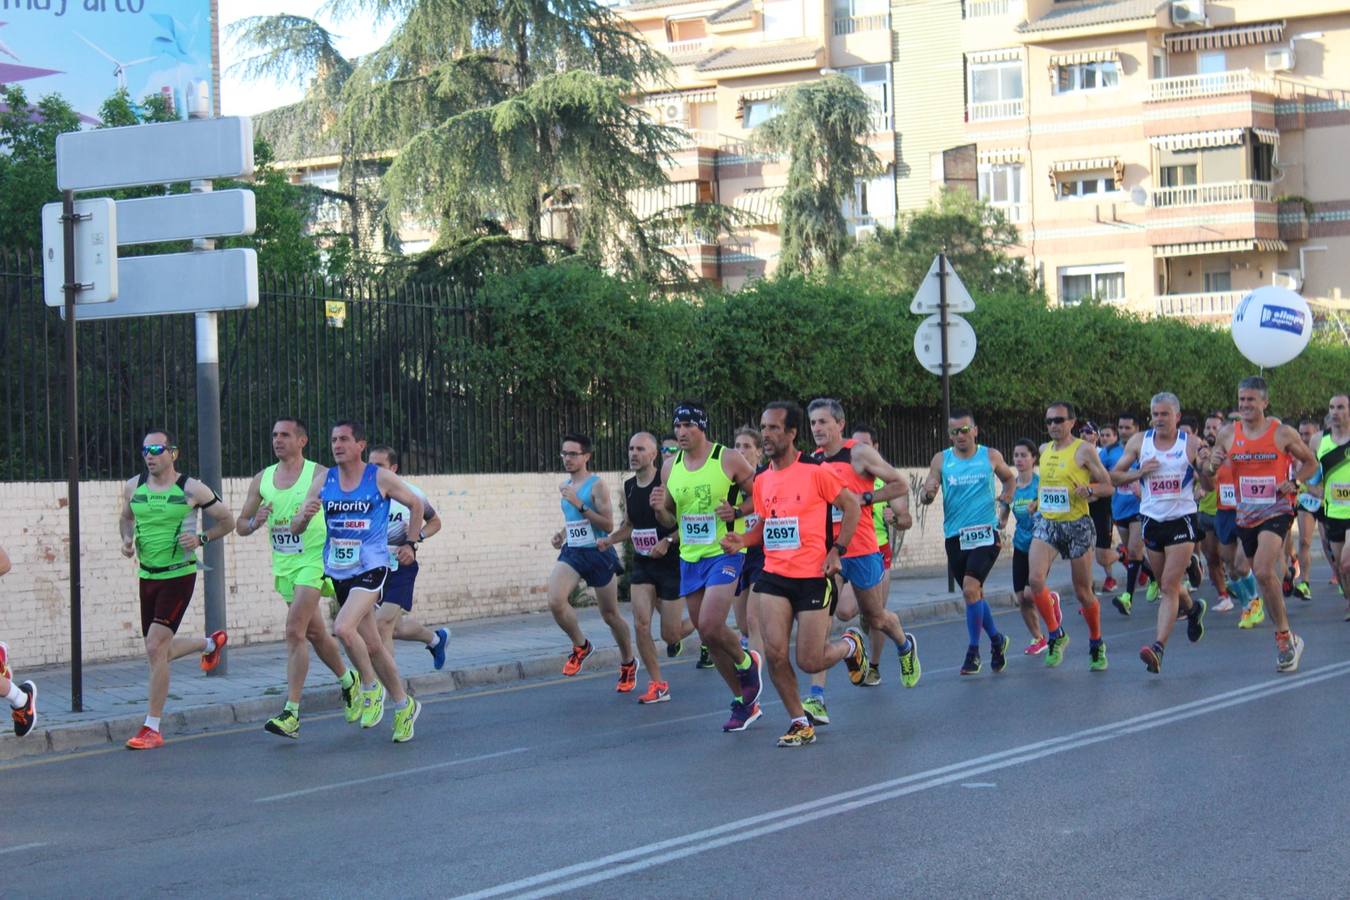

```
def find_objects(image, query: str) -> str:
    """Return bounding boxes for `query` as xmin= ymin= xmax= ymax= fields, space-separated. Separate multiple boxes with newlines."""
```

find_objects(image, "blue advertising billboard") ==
xmin=0 ymin=0 xmax=216 ymax=122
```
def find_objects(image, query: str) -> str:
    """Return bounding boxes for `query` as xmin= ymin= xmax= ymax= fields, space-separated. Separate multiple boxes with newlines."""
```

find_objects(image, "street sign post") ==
xmin=56 ymin=116 xmax=254 ymax=192
xmin=41 ymin=198 xmax=117 ymax=306
xmin=115 ymin=190 xmax=257 ymax=246
xmin=910 ymin=254 xmax=975 ymax=315
xmin=913 ymin=313 xmax=977 ymax=376
xmin=60 ymin=250 xmax=258 ymax=321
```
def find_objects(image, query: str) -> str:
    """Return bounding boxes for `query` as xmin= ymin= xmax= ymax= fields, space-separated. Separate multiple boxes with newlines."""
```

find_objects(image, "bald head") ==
xmin=627 ymin=431 xmax=659 ymax=472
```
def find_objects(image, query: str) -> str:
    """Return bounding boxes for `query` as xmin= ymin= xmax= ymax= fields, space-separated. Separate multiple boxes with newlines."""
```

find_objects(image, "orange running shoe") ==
xmin=562 ymin=640 xmax=593 ymax=676
xmin=11 ymin=680 xmax=36 ymax=737
xmin=200 ymin=630 xmax=228 ymax=672
xmin=616 ymin=659 xmax=637 ymax=693
xmin=637 ymin=681 xmax=670 ymax=704
xmin=126 ymin=726 xmax=164 ymax=750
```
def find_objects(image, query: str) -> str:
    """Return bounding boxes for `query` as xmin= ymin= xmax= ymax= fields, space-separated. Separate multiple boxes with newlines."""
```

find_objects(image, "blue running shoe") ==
xmin=428 ymin=627 xmax=450 ymax=671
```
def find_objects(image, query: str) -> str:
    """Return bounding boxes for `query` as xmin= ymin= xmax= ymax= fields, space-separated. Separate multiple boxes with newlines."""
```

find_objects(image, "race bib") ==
xmin=1328 ymin=482 xmax=1350 ymax=505
xmin=1147 ymin=475 xmax=1183 ymax=498
xmin=270 ymin=526 xmax=304 ymax=555
xmin=680 ymin=513 xmax=716 ymax=545
xmin=763 ymin=517 xmax=801 ymax=552
xmin=744 ymin=514 xmax=760 ymax=531
xmin=565 ymin=520 xmax=596 ymax=548
xmin=1040 ymin=485 xmax=1070 ymax=514
xmin=328 ymin=538 xmax=361 ymax=569
xmin=631 ymin=527 xmax=659 ymax=556
xmin=1219 ymin=483 xmax=1237 ymax=506
xmin=1239 ymin=476 xmax=1278 ymax=506
xmin=959 ymin=524 xmax=996 ymax=550
xmin=831 ymin=505 xmax=844 ymax=524
xmin=1298 ymin=493 xmax=1322 ymax=513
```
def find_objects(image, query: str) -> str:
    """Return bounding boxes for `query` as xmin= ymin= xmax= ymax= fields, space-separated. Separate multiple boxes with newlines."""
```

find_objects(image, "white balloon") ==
xmin=1230 ymin=286 xmax=1312 ymax=368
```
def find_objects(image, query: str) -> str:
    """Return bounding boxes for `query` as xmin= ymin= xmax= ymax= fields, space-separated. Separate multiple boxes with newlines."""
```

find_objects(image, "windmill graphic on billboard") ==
xmin=76 ymin=33 xmax=156 ymax=92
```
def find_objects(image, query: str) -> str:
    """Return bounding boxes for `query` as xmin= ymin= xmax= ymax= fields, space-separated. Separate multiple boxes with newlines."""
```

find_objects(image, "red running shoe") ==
xmin=126 ymin=725 xmax=164 ymax=750
xmin=200 ymin=630 xmax=228 ymax=672
xmin=562 ymin=640 xmax=593 ymax=676
xmin=616 ymin=659 xmax=637 ymax=693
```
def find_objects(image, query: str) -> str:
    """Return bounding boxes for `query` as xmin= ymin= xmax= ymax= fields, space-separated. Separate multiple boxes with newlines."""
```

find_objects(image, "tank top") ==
xmin=752 ymin=452 xmax=842 ymax=579
xmin=1012 ymin=473 xmax=1039 ymax=553
xmin=1139 ymin=430 xmax=1197 ymax=521
xmin=130 ymin=473 xmax=196 ymax=580
xmin=321 ymin=463 xmax=391 ymax=577
xmin=871 ymin=476 xmax=888 ymax=550
xmin=1039 ymin=438 xmax=1090 ymax=521
xmin=1318 ymin=433 xmax=1350 ymax=521
xmin=813 ymin=440 xmax=880 ymax=557
xmin=940 ymin=445 xmax=998 ymax=541
xmin=623 ymin=470 xmax=675 ymax=557
xmin=667 ymin=444 xmax=738 ymax=563
xmin=560 ymin=474 xmax=606 ymax=549
xmin=1214 ymin=461 xmax=1236 ymax=511
xmin=1229 ymin=421 xmax=1294 ymax=527
xmin=260 ymin=460 xmax=325 ymax=573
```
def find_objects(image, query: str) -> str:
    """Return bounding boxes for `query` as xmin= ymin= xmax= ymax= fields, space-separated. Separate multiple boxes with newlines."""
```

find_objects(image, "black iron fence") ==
xmin=1 ymin=248 xmax=1048 ymax=480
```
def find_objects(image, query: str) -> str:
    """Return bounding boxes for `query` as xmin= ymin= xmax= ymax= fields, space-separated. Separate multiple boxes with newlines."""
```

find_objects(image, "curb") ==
xmin=0 ymin=586 xmax=1045 ymax=762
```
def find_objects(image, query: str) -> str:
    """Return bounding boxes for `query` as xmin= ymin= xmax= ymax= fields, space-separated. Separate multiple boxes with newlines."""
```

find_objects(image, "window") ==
xmin=1251 ymin=140 xmax=1274 ymax=182
xmin=835 ymin=0 xmax=886 ymax=14
xmin=743 ymin=100 xmax=782 ymax=129
xmin=762 ymin=0 xmax=803 ymax=38
xmin=1159 ymin=164 xmax=1197 ymax=188
xmin=978 ymin=163 xmax=1023 ymax=213
xmin=1198 ymin=51 xmax=1226 ymax=75
xmin=1204 ymin=270 xmax=1233 ymax=292
xmin=1057 ymin=173 xmax=1117 ymax=198
xmin=969 ymin=60 xmax=1023 ymax=105
xmin=840 ymin=64 xmax=891 ymax=130
xmin=1055 ymin=61 xmax=1120 ymax=93
xmin=1151 ymin=49 xmax=1167 ymax=79
xmin=1059 ymin=264 xmax=1126 ymax=305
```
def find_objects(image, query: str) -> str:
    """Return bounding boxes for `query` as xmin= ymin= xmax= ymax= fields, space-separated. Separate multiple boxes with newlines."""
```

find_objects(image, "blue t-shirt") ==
xmin=1107 ymin=443 xmax=1141 ymax=521
xmin=941 ymin=446 xmax=997 ymax=539
xmin=1012 ymin=474 xmax=1039 ymax=553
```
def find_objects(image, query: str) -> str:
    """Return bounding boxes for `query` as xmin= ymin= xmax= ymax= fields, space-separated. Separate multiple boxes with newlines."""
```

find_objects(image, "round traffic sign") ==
xmin=913 ymin=313 xmax=977 ymax=376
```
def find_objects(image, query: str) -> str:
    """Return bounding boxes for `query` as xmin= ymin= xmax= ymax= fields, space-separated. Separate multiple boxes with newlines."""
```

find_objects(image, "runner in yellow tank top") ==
xmin=1028 ymin=402 xmax=1116 ymax=671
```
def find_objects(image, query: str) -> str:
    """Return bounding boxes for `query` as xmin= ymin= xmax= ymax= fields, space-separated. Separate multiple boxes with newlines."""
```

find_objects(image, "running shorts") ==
xmin=274 ymin=562 xmax=325 ymax=604
xmin=839 ymin=552 xmax=885 ymax=591
xmin=881 ymin=541 xmax=893 ymax=570
xmin=1196 ymin=512 xmax=1217 ymax=537
xmin=1142 ymin=514 xmax=1199 ymax=552
xmin=333 ymin=567 xmax=390 ymax=607
xmin=558 ymin=546 xmax=623 ymax=589
xmin=736 ymin=548 xmax=765 ymax=597
xmin=1237 ymin=515 xmax=1294 ymax=561
xmin=944 ymin=534 xmax=1002 ymax=586
xmin=679 ymin=553 xmax=743 ymax=597
xmin=754 ymin=571 xmax=834 ymax=615
xmin=630 ymin=553 xmax=682 ymax=602
xmin=139 ymin=573 xmax=196 ymax=636
xmin=1012 ymin=547 xmax=1030 ymax=594
xmin=1325 ymin=517 xmax=1350 ymax=545
xmin=1113 ymin=514 xmax=1140 ymax=528
xmin=382 ymin=561 xmax=418 ymax=612
xmin=1090 ymin=498 xmax=1114 ymax=550
xmin=1215 ymin=509 xmax=1238 ymax=546
xmin=1033 ymin=516 xmax=1096 ymax=561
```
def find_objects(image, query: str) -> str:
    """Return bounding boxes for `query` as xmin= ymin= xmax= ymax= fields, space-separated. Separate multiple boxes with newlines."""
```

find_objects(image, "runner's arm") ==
xmin=0 ymin=543 xmax=8 ymax=576
xmin=1079 ymin=445 xmax=1116 ymax=499
xmin=119 ymin=478 xmax=137 ymax=556
xmin=186 ymin=479 xmax=234 ymax=546
xmin=919 ymin=452 xmax=943 ymax=505
xmin=725 ymin=449 xmax=756 ymax=507
xmin=577 ymin=478 xmax=616 ymax=534
xmin=290 ymin=470 xmax=325 ymax=534
xmin=651 ymin=458 xmax=676 ymax=529
xmin=1109 ymin=435 xmax=1145 ymax=485
xmin=856 ymin=445 xmax=906 ymax=504
xmin=831 ymin=488 xmax=863 ymax=552
xmin=235 ymin=473 xmax=266 ymax=536
xmin=1281 ymin=425 xmax=1320 ymax=486
xmin=380 ymin=470 xmax=425 ymax=542
xmin=988 ymin=449 xmax=1017 ymax=505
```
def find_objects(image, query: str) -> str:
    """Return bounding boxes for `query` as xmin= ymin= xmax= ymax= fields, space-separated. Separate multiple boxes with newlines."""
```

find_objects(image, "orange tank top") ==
xmin=1215 ymin=461 xmax=1236 ymax=511
xmin=812 ymin=439 xmax=880 ymax=557
xmin=1229 ymin=421 xmax=1293 ymax=526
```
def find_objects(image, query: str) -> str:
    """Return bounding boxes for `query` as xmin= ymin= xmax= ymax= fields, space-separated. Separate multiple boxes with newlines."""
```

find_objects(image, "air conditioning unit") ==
xmin=1265 ymin=48 xmax=1295 ymax=72
xmin=1274 ymin=268 xmax=1303 ymax=291
xmin=661 ymin=101 xmax=688 ymax=125
xmin=854 ymin=225 xmax=878 ymax=241
xmin=1170 ymin=0 xmax=1205 ymax=25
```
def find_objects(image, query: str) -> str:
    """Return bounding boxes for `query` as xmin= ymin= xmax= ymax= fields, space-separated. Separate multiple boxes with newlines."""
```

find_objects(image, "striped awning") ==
xmin=627 ymin=180 xmax=700 ymax=219
xmin=978 ymin=146 xmax=1025 ymax=165
xmin=1052 ymin=157 xmax=1117 ymax=173
xmin=1149 ymin=129 xmax=1244 ymax=151
xmin=1253 ymin=127 xmax=1280 ymax=145
xmin=732 ymin=185 xmax=785 ymax=223
xmin=967 ymin=47 xmax=1022 ymax=65
xmin=1048 ymin=49 xmax=1119 ymax=67
xmin=739 ymin=86 xmax=786 ymax=102
xmin=644 ymin=89 xmax=716 ymax=106
xmin=1164 ymin=21 xmax=1285 ymax=52
xmin=1153 ymin=238 xmax=1288 ymax=258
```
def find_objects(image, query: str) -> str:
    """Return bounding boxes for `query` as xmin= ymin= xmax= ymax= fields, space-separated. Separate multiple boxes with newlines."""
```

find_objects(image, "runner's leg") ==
xmin=547 ymin=561 xmax=588 ymax=648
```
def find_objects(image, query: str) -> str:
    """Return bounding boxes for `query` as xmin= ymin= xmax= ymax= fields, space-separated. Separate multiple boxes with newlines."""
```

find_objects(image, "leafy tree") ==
xmin=0 ymin=86 xmax=81 ymax=249
xmin=753 ymin=75 xmax=881 ymax=276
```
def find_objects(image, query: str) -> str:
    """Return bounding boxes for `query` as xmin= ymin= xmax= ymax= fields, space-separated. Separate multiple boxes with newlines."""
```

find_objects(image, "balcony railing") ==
xmin=669 ymin=128 xmax=722 ymax=150
xmin=1147 ymin=69 xmax=1274 ymax=103
xmin=963 ymin=0 xmax=1019 ymax=17
xmin=1151 ymin=180 xmax=1273 ymax=208
xmin=833 ymin=13 xmax=890 ymax=35
xmin=988 ymin=202 xmax=1026 ymax=223
xmin=662 ymin=38 xmax=709 ymax=62
xmin=1155 ymin=291 xmax=1245 ymax=319
xmin=967 ymin=98 xmax=1024 ymax=121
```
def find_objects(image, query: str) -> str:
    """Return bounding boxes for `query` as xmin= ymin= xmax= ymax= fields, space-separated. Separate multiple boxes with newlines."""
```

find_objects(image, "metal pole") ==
xmin=61 ymin=189 xmax=84 ymax=712
xmin=939 ymin=251 xmax=954 ymax=594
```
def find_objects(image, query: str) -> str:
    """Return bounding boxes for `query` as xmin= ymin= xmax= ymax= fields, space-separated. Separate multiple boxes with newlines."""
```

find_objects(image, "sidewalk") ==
xmin=0 ymin=562 xmax=1059 ymax=760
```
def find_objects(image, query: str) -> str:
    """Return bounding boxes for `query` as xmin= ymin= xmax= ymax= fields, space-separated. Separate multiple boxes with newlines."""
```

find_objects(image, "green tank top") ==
xmin=872 ymin=476 xmax=888 ymax=548
xmin=130 ymin=473 xmax=196 ymax=580
xmin=260 ymin=459 xmax=326 ymax=571
xmin=667 ymin=443 xmax=738 ymax=563
xmin=1198 ymin=487 xmax=1218 ymax=516
xmin=1318 ymin=433 xmax=1350 ymax=520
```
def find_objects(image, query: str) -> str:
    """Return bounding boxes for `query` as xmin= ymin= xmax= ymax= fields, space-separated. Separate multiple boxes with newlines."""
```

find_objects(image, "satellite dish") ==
xmin=1130 ymin=186 xmax=1148 ymax=207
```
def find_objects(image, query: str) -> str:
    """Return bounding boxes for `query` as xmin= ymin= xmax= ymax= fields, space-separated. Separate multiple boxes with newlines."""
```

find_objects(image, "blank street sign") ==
xmin=116 ymin=190 xmax=257 ymax=245
xmin=56 ymin=116 xmax=254 ymax=192
xmin=41 ymin=197 xmax=118 ymax=306
xmin=60 ymin=249 xmax=258 ymax=321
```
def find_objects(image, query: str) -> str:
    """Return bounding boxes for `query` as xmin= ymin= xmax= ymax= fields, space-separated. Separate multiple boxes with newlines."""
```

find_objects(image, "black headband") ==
xmin=673 ymin=404 xmax=708 ymax=432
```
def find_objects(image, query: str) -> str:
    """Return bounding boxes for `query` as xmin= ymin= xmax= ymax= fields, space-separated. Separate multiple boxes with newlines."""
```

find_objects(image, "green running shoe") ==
xmin=1045 ymin=632 xmax=1070 ymax=668
xmin=264 ymin=708 xmax=300 ymax=740
xmin=1089 ymin=640 xmax=1108 ymax=672
xmin=341 ymin=674 xmax=361 ymax=724
xmin=360 ymin=684 xmax=386 ymax=729
xmin=801 ymin=695 xmax=830 ymax=725
xmin=392 ymin=697 xmax=421 ymax=743
xmin=1112 ymin=592 xmax=1132 ymax=617
xmin=1146 ymin=580 xmax=1160 ymax=604
xmin=696 ymin=644 xmax=715 ymax=669
xmin=899 ymin=634 xmax=922 ymax=688
xmin=1293 ymin=581 xmax=1312 ymax=602
xmin=990 ymin=633 xmax=1011 ymax=673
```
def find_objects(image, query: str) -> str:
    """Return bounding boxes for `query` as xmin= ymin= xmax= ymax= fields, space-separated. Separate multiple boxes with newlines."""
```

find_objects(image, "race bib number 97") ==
xmin=1239 ymin=476 xmax=1277 ymax=506
xmin=681 ymin=513 xmax=716 ymax=545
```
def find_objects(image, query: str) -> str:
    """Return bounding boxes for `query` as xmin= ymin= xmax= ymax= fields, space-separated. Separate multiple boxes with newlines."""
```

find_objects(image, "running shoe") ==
xmin=696 ymin=644 xmax=715 ymax=669
xmin=200 ymin=629 xmax=228 ymax=672
xmin=638 ymin=681 xmax=670 ymax=704
xmin=862 ymin=665 xmax=881 ymax=687
xmin=1213 ymin=595 xmax=1235 ymax=613
xmin=428 ymin=627 xmax=450 ymax=671
xmin=722 ymin=699 xmax=762 ymax=732
xmin=739 ymin=649 xmax=764 ymax=706
xmin=1186 ymin=598 xmax=1207 ymax=643
xmin=1112 ymin=592 xmax=1132 ymax=617
xmin=1146 ymin=581 xmax=1160 ymax=604
xmin=392 ymin=697 xmax=421 ymax=743
xmin=1275 ymin=631 xmax=1305 ymax=673
xmin=11 ymin=680 xmax=36 ymax=738
xmin=899 ymin=634 xmax=921 ymax=688
xmin=1294 ymin=581 xmax=1312 ymax=602
xmin=1186 ymin=553 xmax=1204 ymax=590
xmin=562 ymin=640 xmax=594 ymax=676
xmin=777 ymin=721 xmax=816 ymax=748
xmin=1045 ymin=632 xmax=1070 ymax=668
xmin=0 ymin=641 xmax=9 ymax=680
xmin=341 ymin=675 xmax=361 ymax=724
xmin=126 ymin=725 xmax=163 ymax=750
xmin=1089 ymin=640 xmax=1108 ymax=672
xmin=1024 ymin=636 xmax=1048 ymax=656
xmin=1139 ymin=642 xmax=1163 ymax=674
xmin=842 ymin=627 xmax=869 ymax=686
xmin=991 ymin=634 xmax=1010 ymax=673
xmin=360 ymin=684 xmax=386 ymax=729
xmin=1102 ymin=576 xmax=1118 ymax=593
xmin=801 ymin=695 xmax=830 ymax=725
xmin=740 ymin=635 xmax=750 ymax=651
xmin=960 ymin=648 xmax=982 ymax=676
xmin=264 ymin=708 xmax=300 ymax=740
xmin=666 ymin=639 xmax=683 ymax=658
xmin=1242 ymin=598 xmax=1265 ymax=628
xmin=616 ymin=659 xmax=638 ymax=693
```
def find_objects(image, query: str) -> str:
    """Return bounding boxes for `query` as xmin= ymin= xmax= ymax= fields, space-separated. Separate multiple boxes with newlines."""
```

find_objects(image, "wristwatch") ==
xmin=198 ymin=532 xmax=209 ymax=545
xmin=831 ymin=542 xmax=847 ymax=555
xmin=861 ymin=490 xmax=874 ymax=506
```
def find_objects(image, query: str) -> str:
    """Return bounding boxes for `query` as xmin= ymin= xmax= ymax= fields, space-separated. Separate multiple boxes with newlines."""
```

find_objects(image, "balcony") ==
xmin=963 ymin=0 xmax=1020 ymax=17
xmin=967 ymin=99 xmax=1024 ymax=122
xmin=833 ymin=13 xmax=889 ymax=35
xmin=1154 ymin=291 xmax=1244 ymax=320
xmin=1151 ymin=180 xmax=1273 ymax=209
xmin=1147 ymin=70 xmax=1274 ymax=104
xmin=662 ymin=39 xmax=709 ymax=64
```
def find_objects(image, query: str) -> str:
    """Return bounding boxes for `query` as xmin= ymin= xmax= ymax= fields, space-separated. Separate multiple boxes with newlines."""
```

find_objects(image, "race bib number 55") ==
xmin=328 ymin=538 xmax=361 ymax=569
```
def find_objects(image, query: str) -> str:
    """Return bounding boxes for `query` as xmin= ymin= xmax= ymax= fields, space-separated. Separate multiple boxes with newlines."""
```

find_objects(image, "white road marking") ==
xmin=253 ymin=747 xmax=529 ymax=803
xmin=454 ymin=661 xmax=1350 ymax=899
xmin=960 ymin=782 xmax=997 ymax=789
xmin=0 ymin=842 xmax=47 ymax=856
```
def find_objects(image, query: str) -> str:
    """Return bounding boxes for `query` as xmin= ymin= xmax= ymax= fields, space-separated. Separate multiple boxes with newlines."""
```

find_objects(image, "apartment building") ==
xmin=931 ymin=0 xmax=1350 ymax=318
xmin=614 ymin=0 xmax=900 ymax=287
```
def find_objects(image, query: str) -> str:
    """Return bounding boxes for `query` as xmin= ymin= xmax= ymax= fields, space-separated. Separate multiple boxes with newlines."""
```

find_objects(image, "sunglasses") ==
xmin=141 ymin=444 xmax=175 ymax=456
xmin=948 ymin=425 xmax=974 ymax=436
xmin=661 ymin=446 xmax=678 ymax=455
xmin=1044 ymin=416 xmax=1069 ymax=426
xmin=559 ymin=451 xmax=586 ymax=459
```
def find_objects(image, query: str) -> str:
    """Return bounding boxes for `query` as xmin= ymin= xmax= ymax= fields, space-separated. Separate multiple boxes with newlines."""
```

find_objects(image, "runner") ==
xmin=803 ymin=400 xmax=917 ymax=721
xmin=0 ymin=544 xmax=37 ymax=738
xmin=235 ymin=417 xmax=361 ymax=739
xmin=1314 ymin=394 xmax=1350 ymax=619
xmin=119 ymin=429 xmax=234 ymax=750
xmin=650 ymin=401 xmax=764 ymax=733
xmin=730 ymin=426 xmax=765 ymax=654
xmin=662 ymin=432 xmax=715 ymax=670
xmin=1292 ymin=418 xmax=1323 ymax=602
xmin=1110 ymin=393 xmax=1210 ymax=674
xmin=543 ymin=433 xmax=637 ymax=690
xmin=291 ymin=421 xmax=425 ymax=741
xmin=1195 ymin=412 xmax=1232 ymax=610
xmin=1110 ymin=412 xmax=1155 ymax=614
xmin=1214 ymin=417 xmax=1260 ymax=620
xmin=720 ymin=401 xmax=868 ymax=748
xmin=1088 ymin=421 xmax=1121 ymax=593
xmin=1027 ymin=403 xmax=1116 ymax=670
xmin=368 ymin=446 xmax=450 ymax=669
xmin=1205 ymin=377 xmax=1318 ymax=671
xmin=850 ymin=423 xmax=913 ymax=685
xmin=997 ymin=438 xmax=1060 ymax=654
xmin=919 ymin=409 xmax=1016 ymax=676
xmin=597 ymin=431 xmax=693 ymax=704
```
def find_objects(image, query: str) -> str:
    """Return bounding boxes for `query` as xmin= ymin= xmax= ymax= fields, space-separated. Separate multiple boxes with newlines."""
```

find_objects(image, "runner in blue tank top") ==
xmin=920 ymin=409 xmax=1017 ymax=676
xmin=292 ymin=420 xmax=427 ymax=743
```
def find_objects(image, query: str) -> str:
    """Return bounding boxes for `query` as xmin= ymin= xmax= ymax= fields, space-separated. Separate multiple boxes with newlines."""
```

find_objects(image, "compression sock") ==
xmin=1033 ymin=588 xmax=1061 ymax=632
xmin=734 ymin=651 xmax=752 ymax=672
xmin=978 ymin=599 xmax=1000 ymax=640
xmin=965 ymin=602 xmax=982 ymax=646
xmin=1083 ymin=601 xmax=1103 ymax=641
xmin=1125 ymin=560 xmax=1142 ymax=595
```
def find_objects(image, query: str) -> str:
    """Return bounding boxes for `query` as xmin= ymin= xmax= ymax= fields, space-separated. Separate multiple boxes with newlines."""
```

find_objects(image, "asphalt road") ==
xmin=5 ymin=569 xmax=1349 ymax=899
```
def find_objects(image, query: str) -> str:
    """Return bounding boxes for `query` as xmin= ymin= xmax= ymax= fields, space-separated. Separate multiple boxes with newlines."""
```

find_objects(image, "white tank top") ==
xmin=1139 ymin=429 xmax=1197 ymax=521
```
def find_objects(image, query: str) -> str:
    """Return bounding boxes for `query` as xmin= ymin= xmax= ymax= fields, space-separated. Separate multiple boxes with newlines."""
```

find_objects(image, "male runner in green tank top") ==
xmin=236 ymin=417 xmax=360 ymax=739
xmin=119 ymin=429 xmax=235 ymax=750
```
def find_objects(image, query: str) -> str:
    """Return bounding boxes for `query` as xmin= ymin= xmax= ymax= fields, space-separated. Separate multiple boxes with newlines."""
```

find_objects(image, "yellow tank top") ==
xmin=1038 ymin=438 xmax=1090 ymax=521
